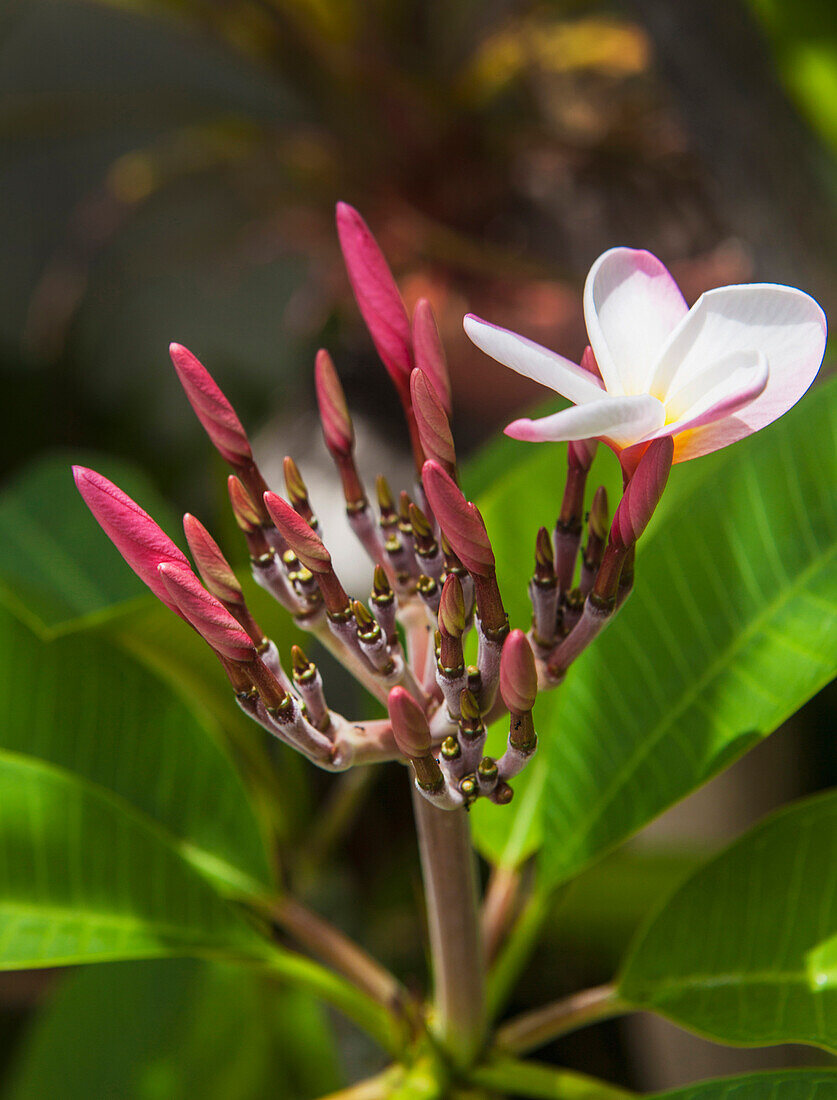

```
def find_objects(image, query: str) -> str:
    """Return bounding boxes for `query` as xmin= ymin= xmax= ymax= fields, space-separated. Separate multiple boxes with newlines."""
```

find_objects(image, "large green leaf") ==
xmin=0 ymin=451 xmax=182 ymax=636
xmin=0 ymin=603 xmax=269 ymax=891
xmin=470 ymin=379 xmax=837 ymax=875
xmin=619 ymin=789 xmax=837 ymax=1052
xmin=5 ymin=958 xmax=342 ymax=1100
xmin=0 ymin=750 xmax=265 ymax=968
xmin=651 ymin=1072 xmax=837 ymax=1100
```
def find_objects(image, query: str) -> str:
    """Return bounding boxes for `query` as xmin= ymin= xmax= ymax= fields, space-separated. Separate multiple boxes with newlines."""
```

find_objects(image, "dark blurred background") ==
xmin=0 ymin=0 xmax=835 ymax=1094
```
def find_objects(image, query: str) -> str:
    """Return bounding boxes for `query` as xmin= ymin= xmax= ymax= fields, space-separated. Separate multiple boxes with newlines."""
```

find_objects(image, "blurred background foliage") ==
xmin=0 ymin=0 xmax=834 ymax=1095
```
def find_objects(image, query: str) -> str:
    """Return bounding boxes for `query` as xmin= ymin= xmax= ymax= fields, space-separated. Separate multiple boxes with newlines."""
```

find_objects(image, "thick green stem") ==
xmin=411 ymin=784 xmax=486 ymax=1065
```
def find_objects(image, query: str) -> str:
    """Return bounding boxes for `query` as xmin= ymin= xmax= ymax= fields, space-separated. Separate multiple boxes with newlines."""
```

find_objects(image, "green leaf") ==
xmin=0 ymin=750 xmax=265 ymax=968
xmin=541 ymin=381 xmax=837 ymax=885
xmin=619 ymin=789 xmax=837 ymax=1052
xmin=650 ymin=1072 xmax=837 ymax=1100
xmin=0 ymin=451 xmax=182 ymax=636
xmin=5 ymin=958 xmax=343 ymax=1100
xmin=0 ymin=603 xmax=269 ymax=892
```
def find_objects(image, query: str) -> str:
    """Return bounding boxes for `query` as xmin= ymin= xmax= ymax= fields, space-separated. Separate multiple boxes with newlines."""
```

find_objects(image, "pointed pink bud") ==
xmin=412 ymin=298 xmax=451 ymax=415
xmin=568 ymin=438 xmax=598 ymax=472
xmin=410 ymin=369 xmax=456 ymax=475
xmin=580 ymin=345 xmax=602 ymax=379
xmin=422 ymin=460 xmax=495 ymax=577
xmin=169 ymin=343 xmax=252 ymax=466
xmin=387 ymin=686 xmax=432 ymax=758
xmin=335 ymin=202 xmax=413 ymax=388
xmin=73 ymin=466 xmax=189 ymax=614
xmin=611 ymin=436 xmax=674 ymax=548
xmin=315 ymin=348 xmax=354 ymax=457
xmin=158 ymin=562 xmax=255 ymax=663
xmin=589 ymin=485 xmax=609 ymax=540
xmin=500 ymin=629 xmax=538 ymax=715
xmin=183 ymin=514 xmax=243 ymax=605
xmin=227 ymin=476 xmax=261 ymax=534
xmin=438 ymin=573 xmax=466 ymax=638
xmin=263 ymin=491 xmax=331 ymax=574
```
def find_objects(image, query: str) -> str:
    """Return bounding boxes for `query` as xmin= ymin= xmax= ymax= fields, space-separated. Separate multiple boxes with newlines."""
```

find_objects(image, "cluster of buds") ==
xmin=74 ymin=203 xmax=672 ymax=811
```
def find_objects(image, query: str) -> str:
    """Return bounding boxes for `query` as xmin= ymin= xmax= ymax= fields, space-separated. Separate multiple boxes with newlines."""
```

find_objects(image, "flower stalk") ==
xmin=411 ymin=785 xmax=486 ymax=1066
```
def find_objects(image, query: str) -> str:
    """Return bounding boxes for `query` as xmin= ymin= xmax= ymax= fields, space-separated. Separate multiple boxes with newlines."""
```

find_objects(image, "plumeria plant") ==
xmin=2 ymin=204 xmax=834 ymax=1099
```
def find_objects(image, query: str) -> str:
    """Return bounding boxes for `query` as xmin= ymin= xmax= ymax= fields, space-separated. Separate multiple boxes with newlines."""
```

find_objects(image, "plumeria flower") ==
xmin=464 ymin=248 xmax=827 ymax=462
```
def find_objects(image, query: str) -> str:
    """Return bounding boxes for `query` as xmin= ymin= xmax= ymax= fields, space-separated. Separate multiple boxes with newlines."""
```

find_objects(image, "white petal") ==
xmin=506 ymin=394 xmax=665 ymax=450
xmin=648 ymin=284 xmax=826 ymax=438
xmin=463 ymin=314 xmax=604 ymax=406
xmin=664 ymin=348 xmax=768 ymax=424
xmin=583 ymin=247 xmax=689 ymax=396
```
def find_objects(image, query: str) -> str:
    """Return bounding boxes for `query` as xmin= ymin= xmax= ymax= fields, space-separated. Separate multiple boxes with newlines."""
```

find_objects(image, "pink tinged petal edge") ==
xmin=643 ymin=360 xmax=770 ymax=461
xmin=505 ymin=394 xmax=665 ymax=450
xmin=647 ymin=283 xmax=827 ymax=442
xmin=583 ymin=247 xmax=689 ymax=397
xmin=412 ymin=298 xmax=452 ymax=414
xmin=335 ymin=202 xmax=414 ymax=386
xmin=663 ymin=348 xmax=768 ymax=423
xmin=642 ymin=351 xmax=770 ymax=460
xmin=169 ymin=343 xmax=252 ymax=465
xmin=158 ymin=563 xmax=254 ymax=663
xmin=72 ymin=466 xmax=189 ymax=614
xmin=463 ymin=314 xmax=604 ymax=406
xmin=421 ymin=460 xmax=495 ymax=576
xmin=611 ymin=437 xmax=674 ymax=546
xmin=410 ymin=369 xmax=456 ymax=470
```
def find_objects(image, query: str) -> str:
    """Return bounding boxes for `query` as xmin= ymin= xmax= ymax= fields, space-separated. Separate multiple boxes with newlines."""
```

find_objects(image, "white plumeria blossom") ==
xmin=464 ymin=248 xmax=827 ymax=462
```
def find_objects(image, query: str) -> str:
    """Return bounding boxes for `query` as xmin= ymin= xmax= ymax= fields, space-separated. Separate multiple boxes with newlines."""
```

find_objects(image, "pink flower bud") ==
xmin=158 ymin=562 xmax=255 ymax=663
xmin=412 ymin=298 xmax=451 ymax=415
xmin=387 ymin=686 xmax=432 ymax=758
xmin=263 ymin=491 xmax=331 ymax=574
xmin=500 ymin=629 xmax=538 ymax=714
xmin=183 ymin=514 xmax=243 ymax=605
xmin=421 ymin=460 xmax=495 ymax=577
xmin=438 ymin=573 xmax=466 ymax=638
xmin=568 ymin=438 xmax=598 ymax=472
xmin=335 ymin=202 xmax=413 ymax=388
xmin=315 ymin=348 xmax=354 ymax=457
xmin=611 ymin=436 xmax=674 ymax=547
xmin=72 ymin=466 xmax=189 ymax=615
xmin=227 ymin=476 xmax=261 ymax=534
xmin=169 ymin=343 xmax=252 ymax=466
xmin=589 ymin=485 xmax=609 ymax=541
xmin=410 ymin=369 xmax=456 ymax=474
xmin=580 ymin=344 xmax=602 ymax=379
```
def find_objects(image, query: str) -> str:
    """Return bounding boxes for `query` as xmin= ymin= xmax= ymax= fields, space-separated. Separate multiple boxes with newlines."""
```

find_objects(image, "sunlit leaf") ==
xmin=619 ymin=790 xmax=837 ymax=1052
xmin=0 ymin=750 xmax=266 ymax=968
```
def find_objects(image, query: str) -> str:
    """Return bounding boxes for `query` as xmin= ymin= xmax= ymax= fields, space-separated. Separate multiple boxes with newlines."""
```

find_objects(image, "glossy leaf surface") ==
xmin=619 ymin=790 xmax=837 ymax=1051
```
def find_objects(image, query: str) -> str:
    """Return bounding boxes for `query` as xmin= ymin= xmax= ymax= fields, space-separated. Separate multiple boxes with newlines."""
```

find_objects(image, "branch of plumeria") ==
xmin=247 ymin=892 xmax=416 ymax=1026
xmin=74 ymin=224 xmax=667 ymax=818
xmin=77 ymin=203 xmax=816 ymax=1076
xmin=493 ymin=983 xmax=625 ymax=1056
